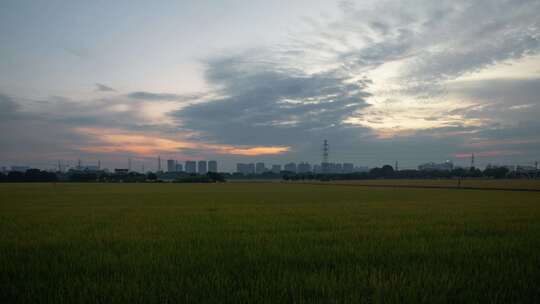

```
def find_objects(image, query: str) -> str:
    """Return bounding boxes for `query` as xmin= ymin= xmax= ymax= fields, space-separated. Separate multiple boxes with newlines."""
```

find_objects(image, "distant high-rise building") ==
xmin=185 ymin=161 xmax=197 ymax=174
xmin=176 ymin=163 xmax=183 ymax=172
xmin=237 ymin=163 xmax=245 ymax=174
xmin=198 ymin=160 xmax=207 ymax=175
xmin=297 ymin=162 xmax=312 ymax=173
xmin=284 ymin=162 xmax=297 ymax=173
xmin=237 ymin=163 xmax=255 ymax=175
xmin=255 ymin=162 xmax=266 ymax=174
xmin=247 ymin=163 xmax=255 ymax=174
xmin=208 ymin=160 xmax=218 ymax=173
xmin=271 ymin=164 xmax=281 ymax=174
xmin=167 ymin=159 xmax=177 ymax=172
xmin=343 ymin=163 xmax=354 ymax=173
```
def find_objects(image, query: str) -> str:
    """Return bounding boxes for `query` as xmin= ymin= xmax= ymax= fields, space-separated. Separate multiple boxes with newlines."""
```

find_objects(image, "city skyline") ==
xmin=1 ymin=1 xmax=540 ymax=171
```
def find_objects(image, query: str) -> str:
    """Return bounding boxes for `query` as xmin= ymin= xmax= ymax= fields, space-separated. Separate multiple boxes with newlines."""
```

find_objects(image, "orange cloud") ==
xmin=222 ymin=146 xmax=290 ymax=156
xmin=73 ymin=127 xmax=290 ymax=157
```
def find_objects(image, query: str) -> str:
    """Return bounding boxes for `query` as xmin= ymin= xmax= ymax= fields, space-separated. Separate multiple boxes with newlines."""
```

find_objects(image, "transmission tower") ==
xmin=157 ymin=156 xmax=162 ymax=172
xmin=395 ymin=161 xmax=399 ymax=172
xmin=322 ymin=139 xmax=329 ymax=173
xmin=470 ymin=153 xmax=475 ymax=169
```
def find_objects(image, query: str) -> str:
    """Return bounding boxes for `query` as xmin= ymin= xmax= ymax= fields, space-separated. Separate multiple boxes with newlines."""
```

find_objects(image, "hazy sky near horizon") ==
xmin=1 ymin=0 xmax=540 ymax=171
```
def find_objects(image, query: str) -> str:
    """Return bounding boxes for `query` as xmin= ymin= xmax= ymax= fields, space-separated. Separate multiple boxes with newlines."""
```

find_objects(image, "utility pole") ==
xmin=395 ymin=161 xmax=399 ymax=172
xmin=78 ymin=159 xmax=82 ymax=170
xmin=128 ymin=158 xmax=132 ymax=172
xmin=98 ymin=160 xmax=101 ymax=170
xmin=58 ymin=160 xmax=61 ymax=172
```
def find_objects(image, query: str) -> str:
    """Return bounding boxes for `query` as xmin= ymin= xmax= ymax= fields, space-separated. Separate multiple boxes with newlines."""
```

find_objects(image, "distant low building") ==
xmin=114 ymin=168 xmax=129 ymax=174
xmin=354 ymin=166 xmax=369 ymax=173
xmin=516 ymin=165 xmax=536 ymax=173
xmin=343 ymin=163 xmax=354 ymax=173
xmin=418 ymin=161 xmax=454 ymax=171
xmin=176 ymin=163 xmax=183 ymax=172
xmin=297 ymin=162 xmax=312 ymax=173
xmin=324 ymin=163 xmax=342 ymax=174
xmin=10 ymin=166 xmax=30 ymax=173
xmin=82 ymin=165 xmax=100 ymax=172
xmin=271 ymin=164 xmax=281 ymax=174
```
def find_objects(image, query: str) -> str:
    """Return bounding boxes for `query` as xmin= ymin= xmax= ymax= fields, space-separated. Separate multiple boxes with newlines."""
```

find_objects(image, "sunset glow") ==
xmin=74 ymin=127 xmax=290 ymax=157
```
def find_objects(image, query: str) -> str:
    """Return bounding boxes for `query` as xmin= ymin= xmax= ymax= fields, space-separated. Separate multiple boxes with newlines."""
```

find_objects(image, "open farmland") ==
xmin=1 ymin=183 xmax=540 ymax=303
xmin=323 ymin=179 xmax=540 ymax=191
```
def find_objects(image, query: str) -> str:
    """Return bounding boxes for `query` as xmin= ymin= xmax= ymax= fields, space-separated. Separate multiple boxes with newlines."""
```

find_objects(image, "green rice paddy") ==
xmin=1 ymin=183 xmax=539 ymax=303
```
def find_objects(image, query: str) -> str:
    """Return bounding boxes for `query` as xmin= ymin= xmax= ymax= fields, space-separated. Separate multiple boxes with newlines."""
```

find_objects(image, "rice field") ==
xmin=324 ymin=179 xmax=540 ymax=190
xmin=1 ymin=183 xmax=539 ymax=303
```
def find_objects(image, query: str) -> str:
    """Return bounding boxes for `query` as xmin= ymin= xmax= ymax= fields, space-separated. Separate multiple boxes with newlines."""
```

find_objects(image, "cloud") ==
xmin=173 ymin=51 xmax=372 ymax=148
xmin=127 ymin=91 xmax=204 ymax=102
xmin=446 ymin=78 xmax=540 ymax=125
xmin=94 ymin=83 xmax=116 ymax=92
xmin=0 ymin=94 xmax=20 ymax=117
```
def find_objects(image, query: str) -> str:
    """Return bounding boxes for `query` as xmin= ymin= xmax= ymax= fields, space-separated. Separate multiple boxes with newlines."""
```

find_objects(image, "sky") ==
xmin=1 ymin=0 xmax=539 ymax=172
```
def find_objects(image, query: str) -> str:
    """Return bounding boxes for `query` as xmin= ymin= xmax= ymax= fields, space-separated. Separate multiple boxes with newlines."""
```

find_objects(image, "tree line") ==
xmin=0 ymin=169 xmax=226 ymax=183
xmin=281 ymin=165 xmax=526 ymax=181
xmin=0 ymin=165 xmax=535 ymax=183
